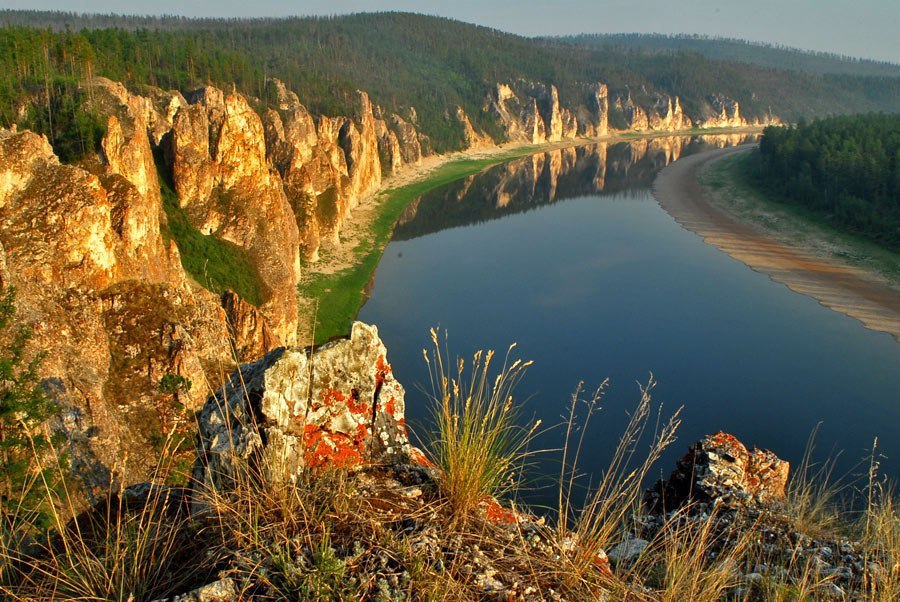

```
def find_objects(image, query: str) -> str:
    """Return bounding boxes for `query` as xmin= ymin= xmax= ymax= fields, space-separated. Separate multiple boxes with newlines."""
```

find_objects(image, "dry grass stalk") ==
xmin=565 ymin=377 xmax=681 ymax=578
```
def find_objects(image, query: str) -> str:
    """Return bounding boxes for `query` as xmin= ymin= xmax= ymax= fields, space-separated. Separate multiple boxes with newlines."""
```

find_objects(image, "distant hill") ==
xmin=1 ymin=10 xmax=899 ymax=152
xmin=560 ymin=33 xmax=900 ymax=78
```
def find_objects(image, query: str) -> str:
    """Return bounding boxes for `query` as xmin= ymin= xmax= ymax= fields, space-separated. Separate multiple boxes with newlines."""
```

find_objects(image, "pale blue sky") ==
xmin=2 ymin=1 xmax=898 ymax=63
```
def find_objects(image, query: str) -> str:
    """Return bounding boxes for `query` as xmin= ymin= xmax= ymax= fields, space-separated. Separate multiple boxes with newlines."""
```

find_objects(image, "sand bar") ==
xmin=653 ymin=146 xmax=900 ymax=341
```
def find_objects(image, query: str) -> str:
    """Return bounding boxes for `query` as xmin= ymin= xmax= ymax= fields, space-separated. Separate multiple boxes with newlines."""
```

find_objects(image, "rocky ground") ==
xmin=5 ymin=323 xmax=895 ymax=601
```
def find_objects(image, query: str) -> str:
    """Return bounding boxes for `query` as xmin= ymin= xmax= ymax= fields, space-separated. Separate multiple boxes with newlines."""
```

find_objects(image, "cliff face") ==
xmin=485 ymin=80 xmax=761 ymax=144
xmin=261 ymin=80 xmax=403 ymax=259
xmin=0 ymin=124 xmax=234 ymax=497
xmin=167 ymin=86 xmax=301 ymax=344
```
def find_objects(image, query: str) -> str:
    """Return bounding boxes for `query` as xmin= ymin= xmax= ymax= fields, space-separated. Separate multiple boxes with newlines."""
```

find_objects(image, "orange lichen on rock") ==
xmin=303 ymin=424 xmax=366 ymax=469
xmin=482 ymin=497 xmax=526 ymax=525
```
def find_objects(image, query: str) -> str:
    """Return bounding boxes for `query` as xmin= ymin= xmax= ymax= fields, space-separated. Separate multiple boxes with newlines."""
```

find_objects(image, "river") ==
xmin=359 ymin=135 xmax=900 ymax=510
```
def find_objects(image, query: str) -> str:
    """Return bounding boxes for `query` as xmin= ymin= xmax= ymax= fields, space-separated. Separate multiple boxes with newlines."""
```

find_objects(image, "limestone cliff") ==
xmin=455 ymin=106 xmax=493 ymax=148
xmin=339 ymin=91 xmax=382 ymax=208
xmin=166 ymin=86 xmax=301 ymax=344
xmin=648 ymin=96 xmax=693 ymax=131
xmin=698 ymin=95 xmax=746 ymax=128
xmin=576 ymin=83 xmax=610 ymax=137
xmin=261 ymin=80 xmax=412 ymax=260
xmin=0 ymin=126 xmax=234 ymax=497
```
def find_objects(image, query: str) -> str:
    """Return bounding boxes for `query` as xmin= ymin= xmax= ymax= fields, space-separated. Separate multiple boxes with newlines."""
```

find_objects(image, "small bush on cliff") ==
xmin=0 ymin=288 xmax=60 ymax=532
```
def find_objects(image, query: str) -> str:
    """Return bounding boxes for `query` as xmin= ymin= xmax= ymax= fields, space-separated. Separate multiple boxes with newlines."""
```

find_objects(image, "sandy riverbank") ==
xmin=652 ymin=146 xmax=900 ymax=341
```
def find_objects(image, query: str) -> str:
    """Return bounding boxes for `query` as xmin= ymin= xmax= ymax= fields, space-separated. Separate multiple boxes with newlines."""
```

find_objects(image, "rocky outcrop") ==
xmin=645 ymin=431 xmax=790 ymax=511
xmin=0 ymin=126 xmax=236 ymax=497
xmin=455 ymin=106 xmax=492 ymax=148
xmin=576 ymin=83 xmax=609 ymax=137
xmin=699 ymin=94 xmax=748 ymax=128
xmin=374 ymin=117 xmax=403 ymax=174
xmin=487 ymin=83 xmax=547 ymax=144
xmin=648 ymin=96 xmax=693 ymax=131
xmin=389 ymin=113 xmax=423 ymax=165
xmin=260 ymin=80 xmax=413 ymax=260
xmin=262 ymin=84 xmax=342 ymax=259
xmin=167 ymin=86 xmax=301 ymax=343
xmin=339 ymin=91 xmax=382 ymax=207
xmin=194 ymin=322 xmax=409 ymax=492
xmin=221 ymin=289 xmax=276 ymax=364
xmin=487 ymin=81 xmax=582 ymax=144
xmin=613 ymin=92 xmax=651 ymax=132
xmin=0 ymin=239 xmax=7 ymax=290
xmin=89 ymin=78 xmax=184 ymax=284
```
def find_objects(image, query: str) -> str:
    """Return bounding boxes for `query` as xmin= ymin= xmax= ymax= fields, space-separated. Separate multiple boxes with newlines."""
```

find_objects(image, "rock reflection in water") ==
xmin=393 ymin=134 xmax=755 ymax=241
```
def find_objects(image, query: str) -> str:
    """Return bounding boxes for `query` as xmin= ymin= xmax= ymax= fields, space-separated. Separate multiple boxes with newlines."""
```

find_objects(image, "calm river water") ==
xmin=359 ymin=135 xmax=900 ymax=509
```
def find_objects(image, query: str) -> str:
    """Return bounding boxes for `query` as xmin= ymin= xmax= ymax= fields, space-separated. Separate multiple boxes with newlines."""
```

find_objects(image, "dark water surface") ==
xmin=359 ymin=136 xmax=900 ymax=509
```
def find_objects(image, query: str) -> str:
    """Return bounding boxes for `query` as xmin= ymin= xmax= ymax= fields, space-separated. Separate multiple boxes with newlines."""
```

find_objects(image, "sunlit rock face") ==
xmin=261 ymin=80 xmax=428 ymax=261
xmin=375 ymin=116 xmax=403 ymax=175
xmin=340 ymin=91 xmax=383 ymax=208
xmin=390 ymin=113 xmax=423 ymax=165
xmin=576 ymin=82 xmax=610 ymax=138
xmin=90 ymin=78 xmax=184 ymax=284
xmin=613 ymin=91 xmax=651 ymax=132
xmin=698 ymin=94 xmax=748 ymax=128
xmin=194 ymin=322 xmax=410 ymax=491
xmin=455 ymin=106 xmax=493 ymax=148
xmin=486 ymin=80 xmax=573 ymax=144
xmin=648 ymin=96 xmax=693 ymax=131
xmin=0 ymin=125 xmax=234 ymax=499
xmin=168 ymin=84 xmax=301 ymax=345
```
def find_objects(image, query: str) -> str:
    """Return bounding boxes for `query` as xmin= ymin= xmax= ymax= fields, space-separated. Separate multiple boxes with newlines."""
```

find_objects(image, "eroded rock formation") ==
xmin=167 ymin=86 xmax=300 ymax=344
xmin=194 ymin=322 xmax=410 ymax=491
xmin=0 ymin=125 xmax=233 ymax=496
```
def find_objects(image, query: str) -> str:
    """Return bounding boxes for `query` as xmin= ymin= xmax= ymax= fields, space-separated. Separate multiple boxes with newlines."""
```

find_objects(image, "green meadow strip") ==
xmin=298 ymin=147 xmax=543 ymax=344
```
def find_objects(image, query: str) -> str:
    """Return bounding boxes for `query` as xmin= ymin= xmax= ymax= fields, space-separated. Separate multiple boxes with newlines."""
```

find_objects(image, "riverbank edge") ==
xmin=298 ymin=127 xmax=765 ymax=344
xmin=653 ymin=145 xmax=900 ymax=341
xmin=702 ymin=149 xmax=900 ymax=291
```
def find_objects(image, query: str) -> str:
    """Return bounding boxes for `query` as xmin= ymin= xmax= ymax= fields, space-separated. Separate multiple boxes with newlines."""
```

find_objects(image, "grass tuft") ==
xmin=422 ymin=328 xmax=539 ymax=518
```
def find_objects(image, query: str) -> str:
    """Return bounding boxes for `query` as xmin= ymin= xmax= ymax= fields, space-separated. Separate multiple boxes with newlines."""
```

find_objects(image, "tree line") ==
xmin=0 ymin=12 xmax=899 ymax=159
xmin=756 ymin=114 xmax=900 ymax=250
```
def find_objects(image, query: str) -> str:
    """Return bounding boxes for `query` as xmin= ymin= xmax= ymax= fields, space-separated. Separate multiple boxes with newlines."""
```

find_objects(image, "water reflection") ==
xmin=394 ymin=134 xmax=756 ymax=241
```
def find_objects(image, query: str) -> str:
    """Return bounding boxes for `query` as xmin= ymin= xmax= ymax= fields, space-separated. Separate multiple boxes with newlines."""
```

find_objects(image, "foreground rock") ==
xmin=194 ymin=322 xmax=410 ymax=492
xmin=645 ymin=431 xmax=790 ymax=511
xmin=634 ymin=433 xmax=893 ymax=601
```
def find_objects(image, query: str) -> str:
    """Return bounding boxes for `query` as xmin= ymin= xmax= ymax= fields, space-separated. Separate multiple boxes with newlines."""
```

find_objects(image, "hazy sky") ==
xmin=3 ymin=1 xmax=898 ymax=63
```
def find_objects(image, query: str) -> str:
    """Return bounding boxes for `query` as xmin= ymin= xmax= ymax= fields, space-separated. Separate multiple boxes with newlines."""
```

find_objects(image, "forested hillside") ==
xmin=754 ymin=115 xmax=900 ymax=250
xmin=564 ymin=33 xmax=900 ymax=78
xmin=1 ymin=11 xmax=899 ymax=154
